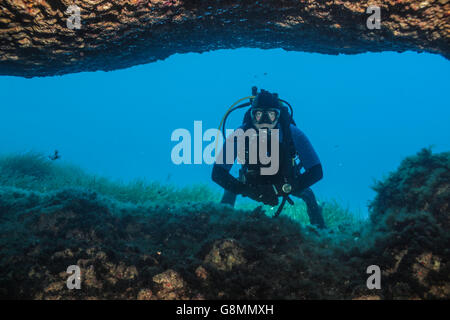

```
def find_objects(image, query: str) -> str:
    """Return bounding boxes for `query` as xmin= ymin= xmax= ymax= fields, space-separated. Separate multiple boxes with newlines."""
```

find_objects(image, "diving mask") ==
xmin=251 ymin=107 xmax=280 ymax=130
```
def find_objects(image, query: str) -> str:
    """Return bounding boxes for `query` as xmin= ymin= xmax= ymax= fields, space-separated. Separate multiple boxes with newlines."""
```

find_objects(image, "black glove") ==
xmin=242 ymin=184 xmax=279 ymax=207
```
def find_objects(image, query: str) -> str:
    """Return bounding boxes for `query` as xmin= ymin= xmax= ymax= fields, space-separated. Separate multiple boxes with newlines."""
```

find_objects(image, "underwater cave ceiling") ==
xmin=0 ymin=0 xmax=449 ymax=77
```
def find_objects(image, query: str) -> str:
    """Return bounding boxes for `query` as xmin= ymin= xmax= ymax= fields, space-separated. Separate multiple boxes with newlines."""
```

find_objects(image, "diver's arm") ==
xmin=212 ymin=165 xmax=246 ymax=195
xmin=290 ymin=125 xmax=323 ymax=191
xmin=212 ymin=165 xmax=278 ymax=206
xmin=294 ymin=163 xmax=323 ymax=191
xmin=212 ymin=128 xmax=246 ymax=195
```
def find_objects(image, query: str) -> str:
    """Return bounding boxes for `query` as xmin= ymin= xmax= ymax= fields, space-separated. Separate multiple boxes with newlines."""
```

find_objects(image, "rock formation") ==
xmin=0 ymin=0 xmax=449 ymax=77
xmin=0 ymin=149 xmax=448 ymax=299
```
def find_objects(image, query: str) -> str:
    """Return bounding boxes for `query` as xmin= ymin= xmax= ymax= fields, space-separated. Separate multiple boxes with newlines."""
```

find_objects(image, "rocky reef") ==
xmin=0 ymin=0 xmax=449 ymax=77
xmin=0 ymin=148 xmax=448 ymax=299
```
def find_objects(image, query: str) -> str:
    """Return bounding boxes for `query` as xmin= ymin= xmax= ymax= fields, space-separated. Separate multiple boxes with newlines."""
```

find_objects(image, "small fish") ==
xmin=49 ymin=150 xmax=61 ymax=161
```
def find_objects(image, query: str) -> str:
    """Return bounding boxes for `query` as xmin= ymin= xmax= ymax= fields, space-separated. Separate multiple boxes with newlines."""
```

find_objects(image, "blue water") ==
xmin=1 ymin=49 xmax=449 ymax=216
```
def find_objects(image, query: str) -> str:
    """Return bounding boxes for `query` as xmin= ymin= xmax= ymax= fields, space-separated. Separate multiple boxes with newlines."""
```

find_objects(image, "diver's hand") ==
xmin=242 ymin=184 xmax=279 ymax=207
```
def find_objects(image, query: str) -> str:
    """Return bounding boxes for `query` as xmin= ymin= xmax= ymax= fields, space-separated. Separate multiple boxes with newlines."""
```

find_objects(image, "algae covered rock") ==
xmin=203 ymin=239 xmax=247 ymax=272
xmin=366 ymin=149 xmax=450 ymax=299
xmin=137 ymin=289 xmax=153 ymax=300
xmin=370 ymin=148 xmax=449 ymax=227
xmin=152 ymin=269 xmax=188 ymax=300
xmin=0 ymin=149 xmax=448 ymax=299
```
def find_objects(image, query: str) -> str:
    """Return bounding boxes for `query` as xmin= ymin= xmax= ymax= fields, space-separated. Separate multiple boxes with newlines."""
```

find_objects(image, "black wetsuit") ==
xmin=212 ymin=123 xmax=326 ymax=228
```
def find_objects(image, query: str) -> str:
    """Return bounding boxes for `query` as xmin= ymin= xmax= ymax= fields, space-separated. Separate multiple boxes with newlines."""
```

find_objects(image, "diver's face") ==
xmin=251 ymin=108 xmax=279 ymax=129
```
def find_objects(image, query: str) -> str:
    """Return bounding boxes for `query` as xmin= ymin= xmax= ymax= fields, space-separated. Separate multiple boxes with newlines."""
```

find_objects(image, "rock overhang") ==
xmin=0 ymin=0 xmax=448 ymax=78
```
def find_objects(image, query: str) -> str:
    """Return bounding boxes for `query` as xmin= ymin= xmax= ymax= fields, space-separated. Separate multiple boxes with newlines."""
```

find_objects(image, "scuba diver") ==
xmin=212 ymin=87 xmax=326 ymax=229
